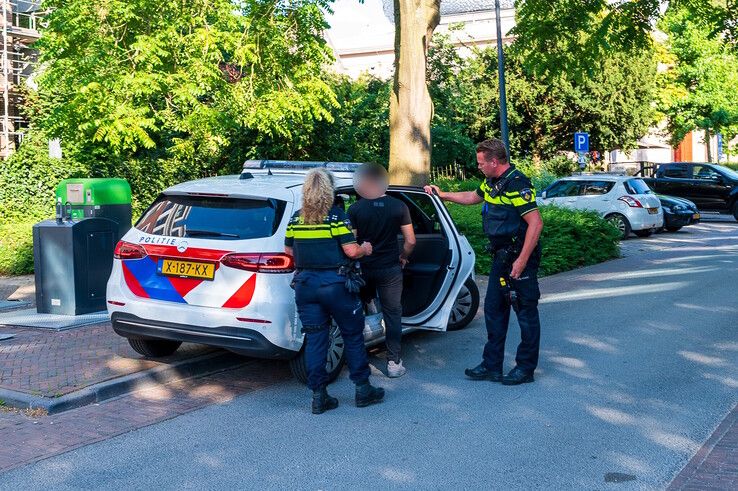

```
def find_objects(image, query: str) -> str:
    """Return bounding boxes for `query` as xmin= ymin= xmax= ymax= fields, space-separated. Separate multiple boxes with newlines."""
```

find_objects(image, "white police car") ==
xmin=106 ymin=161 xmax=478 ymax=382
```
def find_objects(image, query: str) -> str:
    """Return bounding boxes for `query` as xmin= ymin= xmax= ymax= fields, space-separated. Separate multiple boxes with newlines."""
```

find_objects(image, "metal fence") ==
xmin=430 ymin=163 xmax=468 ymax=182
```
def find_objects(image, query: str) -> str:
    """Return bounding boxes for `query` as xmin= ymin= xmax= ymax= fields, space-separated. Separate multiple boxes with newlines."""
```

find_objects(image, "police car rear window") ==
xmin=135 ymin=195 xmax=287 ymax=240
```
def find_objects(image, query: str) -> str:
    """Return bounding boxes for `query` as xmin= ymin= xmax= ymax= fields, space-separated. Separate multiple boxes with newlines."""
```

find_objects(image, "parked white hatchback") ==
xmin=538 ymin=174 xmax=664 ymax=238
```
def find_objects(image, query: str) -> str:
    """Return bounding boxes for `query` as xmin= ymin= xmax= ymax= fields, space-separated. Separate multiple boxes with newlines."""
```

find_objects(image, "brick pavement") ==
xmin=0 ymin=321 xmax=213 ymax=398
xmin=669 ymin=403 xmax=738 ymax=490
xmin=0 ymin=359 xmax=292 ymax=473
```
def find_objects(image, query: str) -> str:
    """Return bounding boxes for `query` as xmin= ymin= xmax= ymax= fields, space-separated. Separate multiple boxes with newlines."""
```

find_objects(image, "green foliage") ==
xmin=0 ymin=223 xmax=34 ymax=276
xmin=27 ymin=0 xmax=338 ymax=212
xmin=446 ymin=202 xmax=620 ymax=277
xmin=658 ymin=6 xmax=738 ymax=153
xmin=537 ymin=205 xmax=621 ymax=276
xmin=0 ymin=131 xmax=85 ymax=222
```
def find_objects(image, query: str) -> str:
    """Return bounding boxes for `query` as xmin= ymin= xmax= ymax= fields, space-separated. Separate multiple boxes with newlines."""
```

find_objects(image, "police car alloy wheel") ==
xmin=447 ymin=277 xmax=480 ymax=331
xmin=289 ymin=322 xmax=346 ymax=384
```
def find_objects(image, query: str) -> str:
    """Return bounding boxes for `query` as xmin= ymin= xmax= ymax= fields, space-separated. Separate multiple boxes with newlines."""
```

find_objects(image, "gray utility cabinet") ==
xmin=33 ymin=218 xmax=117 ymax=315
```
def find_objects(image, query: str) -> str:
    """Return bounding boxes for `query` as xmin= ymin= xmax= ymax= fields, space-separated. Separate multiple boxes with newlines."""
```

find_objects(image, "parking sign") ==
xmin=574 ymin=132 xmax=589 ymax=153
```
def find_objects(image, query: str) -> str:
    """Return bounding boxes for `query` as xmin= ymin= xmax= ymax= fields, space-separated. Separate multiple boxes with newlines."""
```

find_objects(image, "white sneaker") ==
xmin=387 ymin=360 xmax=407 ymax=378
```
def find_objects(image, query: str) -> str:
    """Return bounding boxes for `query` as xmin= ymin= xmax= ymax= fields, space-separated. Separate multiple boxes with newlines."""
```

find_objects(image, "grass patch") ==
xmin=0 ymin=222 xmax=34 ymax=276
xmin=446 ymin=203 xmax=621 ymax=276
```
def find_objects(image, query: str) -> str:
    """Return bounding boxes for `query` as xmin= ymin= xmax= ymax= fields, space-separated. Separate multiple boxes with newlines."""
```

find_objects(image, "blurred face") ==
xmin=353 ymin=164 xmax=388 ymax=199
xmin=477 ymin=152 xmax=505 ymax=178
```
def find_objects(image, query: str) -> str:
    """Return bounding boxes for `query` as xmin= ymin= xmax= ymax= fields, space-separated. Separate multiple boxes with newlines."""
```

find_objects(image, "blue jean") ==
xmin=482 ymin=248 xmax=542 ymax=373
xmin=294 ymin=269 xmax=371 ymax=390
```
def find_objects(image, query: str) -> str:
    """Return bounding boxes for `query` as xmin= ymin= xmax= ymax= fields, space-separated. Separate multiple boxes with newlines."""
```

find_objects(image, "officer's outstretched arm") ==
xmin=423 ymin=185 xmax=482 ymax=205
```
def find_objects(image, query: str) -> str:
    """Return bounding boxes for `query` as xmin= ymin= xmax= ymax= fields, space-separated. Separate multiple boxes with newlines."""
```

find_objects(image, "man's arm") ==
xmin=399 ymin=224 xmax=416 ymax=267
xmin=423 ymin=185 xmax=483 ymax=205
xmin=510 ymin=210 xmax=543 ymax=279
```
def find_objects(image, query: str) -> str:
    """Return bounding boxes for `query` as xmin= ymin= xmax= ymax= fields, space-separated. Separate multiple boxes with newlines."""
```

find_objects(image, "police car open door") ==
xmin=387 ymin=188 xmax=476 ymax=332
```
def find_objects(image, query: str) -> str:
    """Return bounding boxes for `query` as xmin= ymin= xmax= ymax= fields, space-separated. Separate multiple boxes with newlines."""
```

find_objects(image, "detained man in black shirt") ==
xmin=348 ymin=164 xmax=416 ymax=377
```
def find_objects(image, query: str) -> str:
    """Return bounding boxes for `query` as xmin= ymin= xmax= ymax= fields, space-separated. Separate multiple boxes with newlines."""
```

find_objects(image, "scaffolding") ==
xmin=0 ymin=0 xmax=40 ymax=159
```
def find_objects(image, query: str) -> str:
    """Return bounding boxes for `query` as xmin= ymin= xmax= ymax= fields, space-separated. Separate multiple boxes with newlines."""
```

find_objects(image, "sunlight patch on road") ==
xmin=584 ymin=266 xmax=716 ymax=282
xmin=419 ymin=382 xmax=460 ymax=398
xmin=646 ymin=429 xmax=698 ymax=453
xmin=674 ymin=303 xmax=738 ymax=314
xmin=565 ymin=334 xmax=619 ymax=354
xmin=608 ymin=451 xmax=654 ymax=475
xmin=380 ymin=467 xmax=416 ymax=483
xmin=713 ymin=341 xmax=738 ymax=351
xmin=702 ymin=373 xmax=738 ymax=388
xmin=540 ymin=282 xmax=689 ymax=304
xmin=549 ymin=356 xmax=586 ymax=369
xmin=677 ymin=351 xmax=728 ymax=367
xmin=586 ymin=405 xmax=635 ymax=425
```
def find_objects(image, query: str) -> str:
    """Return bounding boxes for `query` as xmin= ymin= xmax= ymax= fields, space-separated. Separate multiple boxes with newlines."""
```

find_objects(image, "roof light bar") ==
xmin=242 ymin=160 xmax=365 ymax=173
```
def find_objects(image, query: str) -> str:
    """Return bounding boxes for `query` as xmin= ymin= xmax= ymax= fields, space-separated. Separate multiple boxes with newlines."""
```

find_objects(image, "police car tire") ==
xmin=447 ymin=277 xmax=480 ymax=331
xmin=127 ymin=338 xmax=182 ymax=358
xmin=289 ymin=325 xmax=346 ymax=385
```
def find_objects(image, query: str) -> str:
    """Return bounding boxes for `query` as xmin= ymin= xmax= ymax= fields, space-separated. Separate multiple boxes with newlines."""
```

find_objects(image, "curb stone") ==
xmin=0 ymin=350 xmax=248 ymax=414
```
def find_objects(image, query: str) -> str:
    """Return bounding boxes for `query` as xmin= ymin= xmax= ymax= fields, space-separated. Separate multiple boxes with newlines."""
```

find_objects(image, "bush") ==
xmin=446 ymin=203 xmax=620 ymax=277
xmin=0 ymin=223 xmax=34 ymax=276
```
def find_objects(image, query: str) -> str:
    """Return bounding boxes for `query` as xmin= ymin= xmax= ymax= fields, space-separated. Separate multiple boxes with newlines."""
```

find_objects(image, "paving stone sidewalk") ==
xmin=669 ymin=403 xmax=738 ymax=490
xmin=0 ymin=360 xmax=291 ymax=473
xmin=0 ymin=275 xmax=213 ymax=400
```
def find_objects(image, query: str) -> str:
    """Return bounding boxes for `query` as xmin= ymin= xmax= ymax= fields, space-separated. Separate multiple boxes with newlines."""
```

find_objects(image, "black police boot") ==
xmin=312 ymin=386 xmax=339 ymax=414
xmin=502 ymin=367 xmax=535 ymax=386
xmin=465 ymin=363 xmax=503 ymax=382
xmin=355 ymin=380 xmax=385 ymax=408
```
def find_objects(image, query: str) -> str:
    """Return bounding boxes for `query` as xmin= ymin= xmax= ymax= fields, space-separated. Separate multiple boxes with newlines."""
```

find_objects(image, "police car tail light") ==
xmin=114 ymin=241 xmax=147 ymax=260
xmin=618 ymin=196 xmax=643 ymax=208
xmin=221 ymin=253 xmax=295 ymax=273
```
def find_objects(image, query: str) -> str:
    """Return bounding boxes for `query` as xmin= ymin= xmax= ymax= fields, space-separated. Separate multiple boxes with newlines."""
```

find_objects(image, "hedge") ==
xmin=0 ymin=223 xmax=34 ymax=276
xmin=446 ymin=203 xmax=621 ymax=276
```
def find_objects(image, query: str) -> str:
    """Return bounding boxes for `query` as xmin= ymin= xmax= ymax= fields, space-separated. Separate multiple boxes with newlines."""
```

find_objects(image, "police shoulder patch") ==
xmin=520 ymin=188 xmax=533 ymax=202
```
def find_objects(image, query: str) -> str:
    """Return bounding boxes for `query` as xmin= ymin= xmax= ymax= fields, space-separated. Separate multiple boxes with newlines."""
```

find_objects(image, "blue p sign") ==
xmin=574 ymin=132 xmax=589 ymax=153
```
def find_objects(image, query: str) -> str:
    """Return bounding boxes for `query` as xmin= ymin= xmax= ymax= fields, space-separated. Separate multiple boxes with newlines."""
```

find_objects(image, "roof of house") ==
xmin=382 ymin=0 xmax=514 ymax=20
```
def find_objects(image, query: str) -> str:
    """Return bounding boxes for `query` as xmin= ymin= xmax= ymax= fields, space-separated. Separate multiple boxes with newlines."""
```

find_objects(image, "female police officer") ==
xmin=285 ymin=168 xmax=385 ymax=414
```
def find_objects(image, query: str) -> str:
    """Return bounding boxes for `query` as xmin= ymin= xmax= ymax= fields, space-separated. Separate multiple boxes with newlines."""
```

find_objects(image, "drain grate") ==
xmin=0 ymin=308 xmax=109 ymax=331
xmin=605 ymin=472 xmax=637 ymax=483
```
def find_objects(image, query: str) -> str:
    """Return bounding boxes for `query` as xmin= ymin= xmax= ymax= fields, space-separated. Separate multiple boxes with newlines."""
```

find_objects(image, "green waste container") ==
xmin=56 ymin=178 xmax=132 ymax=240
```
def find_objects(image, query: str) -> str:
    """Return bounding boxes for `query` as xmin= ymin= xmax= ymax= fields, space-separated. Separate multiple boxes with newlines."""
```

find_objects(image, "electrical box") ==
xmin=33 ymin=218 xmax=118 ymax=315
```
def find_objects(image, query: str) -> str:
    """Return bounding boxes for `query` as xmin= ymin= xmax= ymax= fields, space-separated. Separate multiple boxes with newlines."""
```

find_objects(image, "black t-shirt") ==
xmin=348 ymin=195 xmax=411 ymax=269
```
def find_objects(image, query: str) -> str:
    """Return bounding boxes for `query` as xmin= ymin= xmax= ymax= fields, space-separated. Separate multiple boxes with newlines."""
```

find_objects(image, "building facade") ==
xmin=0 ymin=1 xmax=40 ymax=159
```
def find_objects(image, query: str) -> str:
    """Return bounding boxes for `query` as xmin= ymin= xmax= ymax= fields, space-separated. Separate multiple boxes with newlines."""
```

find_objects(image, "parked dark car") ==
xmin=658 ymin=195 xmax=700 ymax=232
xmin=639 ymin=163 xmax=738 ymax=219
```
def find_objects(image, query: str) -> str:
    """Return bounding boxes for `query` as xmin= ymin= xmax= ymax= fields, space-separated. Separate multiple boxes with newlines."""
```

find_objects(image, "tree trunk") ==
xmin=388 ymin=0 xmax=440 ymax=186
xmin=705 ymin=128 xmax=713 ymax=162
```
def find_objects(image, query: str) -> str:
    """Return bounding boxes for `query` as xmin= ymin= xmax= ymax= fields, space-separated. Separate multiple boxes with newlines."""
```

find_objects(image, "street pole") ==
xmin=495 ymin=0 xmax=510 ymax=160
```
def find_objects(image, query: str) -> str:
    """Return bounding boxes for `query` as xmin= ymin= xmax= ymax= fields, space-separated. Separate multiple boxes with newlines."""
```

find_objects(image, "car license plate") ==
xmin=647 ymin=207 xmax=659 ymax=214
xmin=158 ymin=259 xmax=215 ymax=280
xmin=693 ymin=213 xmax=700 ymax=220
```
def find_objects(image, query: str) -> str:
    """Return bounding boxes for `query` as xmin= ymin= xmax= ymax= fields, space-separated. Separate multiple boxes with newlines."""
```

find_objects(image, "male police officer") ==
xmin=424 ymin=138 xmax=544 ymax=385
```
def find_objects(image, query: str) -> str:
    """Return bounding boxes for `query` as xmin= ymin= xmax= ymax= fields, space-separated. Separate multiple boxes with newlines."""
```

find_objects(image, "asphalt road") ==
xmin=3 ymin=222 xmax=737 ymax=490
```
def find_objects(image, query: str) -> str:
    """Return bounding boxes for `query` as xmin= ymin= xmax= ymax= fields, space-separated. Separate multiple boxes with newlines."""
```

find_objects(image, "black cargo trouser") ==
xmin=361 ymin=265 xmax=404 ymax=363
xmin=482 ymin=246 xmax=542 ymax=373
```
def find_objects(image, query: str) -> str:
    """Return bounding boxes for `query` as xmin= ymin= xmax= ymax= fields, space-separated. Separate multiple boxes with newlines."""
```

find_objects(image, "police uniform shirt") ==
xmin=476 ymin=166 xmax=538 ymax=246
xmin=284 ymin=206 xmax=356 ymax=269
